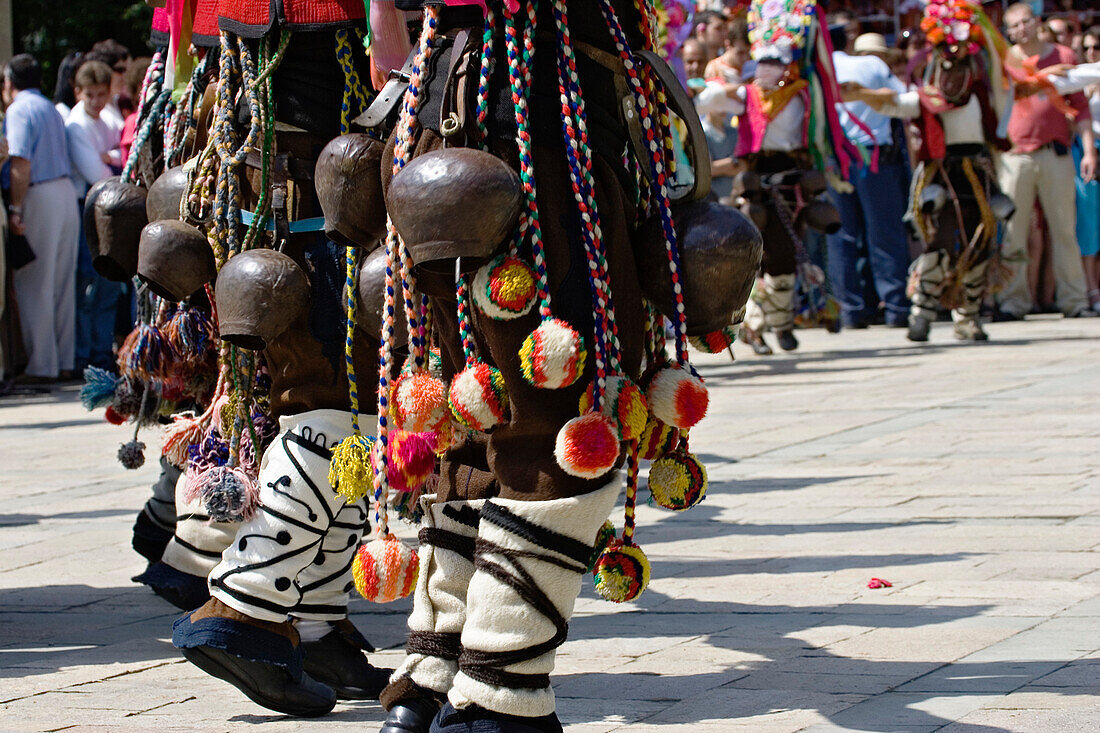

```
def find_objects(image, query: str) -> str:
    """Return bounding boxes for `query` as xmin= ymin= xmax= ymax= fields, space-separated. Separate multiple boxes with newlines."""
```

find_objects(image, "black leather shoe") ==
xmin=131 ymin=510 xmax=174 ymax=563
xmin=991 ymin=308 xmax=1022 ymax=322
xmin=776 ymin=329 xmax=798 ymax=351
xmin=907 ymin=315 xmax=931 ymax=342
xmin=133 ymin=561 xmax=209 ymax=611
xmin=382 ymin=694 xmax=445 ymax=733
xmin=430 ymin=702 xmax=564 ymax=733
xmin=302 ymin=620 xmax=393 ymax=700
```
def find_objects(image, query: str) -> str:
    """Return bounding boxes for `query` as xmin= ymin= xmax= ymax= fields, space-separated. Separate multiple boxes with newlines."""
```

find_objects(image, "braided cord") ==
xmin=504 ymin=2 xmax=552 ymax=316
xmin=475 ymin=8 xmax=496 ymax=143
xmin=598 ymin=0 xmax=690 ymax=365
xmin=344 ymin=247 xmax=365 ymax=434
xmin=336 ymin=29 xmax=371 ymax=134
xmin=455 ymin=274 xmax=478 ymax=367
xmin=373 ymin=6 xmax=441 ymax=538
xmin=552 ymin=0 xmax=623 ymax=410
xmin=622 ymin=439 xmax=640 ymax=543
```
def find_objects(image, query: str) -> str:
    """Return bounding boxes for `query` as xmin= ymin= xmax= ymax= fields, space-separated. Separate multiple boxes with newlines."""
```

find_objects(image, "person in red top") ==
xmin=996 ymin=2 xmax=1098 ymax=320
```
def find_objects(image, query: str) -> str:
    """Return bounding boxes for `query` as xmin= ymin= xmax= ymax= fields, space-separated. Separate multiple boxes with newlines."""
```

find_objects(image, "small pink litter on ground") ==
xmin=867 ymin=578 xmax=893 ymax=589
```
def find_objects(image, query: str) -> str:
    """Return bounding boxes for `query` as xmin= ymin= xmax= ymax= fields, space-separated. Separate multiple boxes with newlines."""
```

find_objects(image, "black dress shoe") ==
xmin=302 ymin=621 xmax=393 ymax=700
xmin=776 ymin=329 xmax=798 ymax=351
xmin=991 ymin=308 xmax=1022 ymax=322
xmin=430 ymin=702 xmax=564 ymax=733
xmin=907 ymin=315 xmax=931 ymax=342
xmin=133 ymin=561 xmax=209 ymax=611
xmin=382 ymin=694 xmax=445 ymax=733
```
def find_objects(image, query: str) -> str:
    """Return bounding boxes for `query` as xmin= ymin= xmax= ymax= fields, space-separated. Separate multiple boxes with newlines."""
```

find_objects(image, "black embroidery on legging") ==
xmin=282 ymin=433 xmax=337 ymax=525
xmin=209 ymin=577 xmax=304 ymax=615
xmin=418 ymin=527 xmax=475 ymax=561
xmin=295 ymin=555 xmax=355 ymax=594
xmin=172 ymin=536 xmax=225 ymax=559
xmin=479 ymin=502 xmax=592 ymax=567
xmin=288 ymin=428 xmax=334 ymax=459
xmin=441 ymin=503 xmax=480 ymax=529
xmin=259 ymin=504 xmax=328 ymax=536
xmin=457 ymin=537 xmax=585 ymax=690
xmin=267 ymin=474 xmax=317 ymax=521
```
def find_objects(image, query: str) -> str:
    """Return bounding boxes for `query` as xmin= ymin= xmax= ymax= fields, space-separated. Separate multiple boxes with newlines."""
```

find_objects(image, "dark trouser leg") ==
xmin=826 ymin=187 xmax=869 ymax=326
xmin=855 ymin=161 xmax=914 ymax=325
xmin=132 ymin=456 xmax=181 ymax=563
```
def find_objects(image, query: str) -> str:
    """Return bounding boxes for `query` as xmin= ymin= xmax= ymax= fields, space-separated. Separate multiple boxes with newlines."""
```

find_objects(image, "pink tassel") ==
xmin=162 ymin=413 xmax=204 ymax=468
xmin=386 ymin=430 xmax=438 ymax=493
xmin=188 ymin=465 xmax=260 ymax=523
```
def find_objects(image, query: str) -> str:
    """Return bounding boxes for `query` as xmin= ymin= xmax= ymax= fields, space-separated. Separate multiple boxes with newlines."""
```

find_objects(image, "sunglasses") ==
xmin=1085 ymin=45 xmax=1100 ymax=51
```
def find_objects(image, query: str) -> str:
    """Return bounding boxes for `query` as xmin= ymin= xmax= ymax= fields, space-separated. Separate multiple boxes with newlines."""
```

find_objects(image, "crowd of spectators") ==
xmin=1 ymin=41 xmax=149 ymax=388
xmin=687 ymin=1 xmax=1100 ymax=336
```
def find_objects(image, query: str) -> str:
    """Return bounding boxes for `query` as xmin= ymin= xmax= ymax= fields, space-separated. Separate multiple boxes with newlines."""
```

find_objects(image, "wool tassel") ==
xmin=80 ymin=366 xmax=120 ymax=410
xmin=164 ymin=305 xmax=216 ymax=365
xmin=386 ymin=430 xmax=437 ymax=493
xmin=162 ymin=412 xmax=205 ymax=468
xmin=118 ymin=439 xmax=147 ymax=469
xmin=328 ymin=434 xmax=376 ymax=503
xmin=117 ymin=322 xmax=175 ymax=384
xmin=188 ymin=464 xmax=261 ymax=523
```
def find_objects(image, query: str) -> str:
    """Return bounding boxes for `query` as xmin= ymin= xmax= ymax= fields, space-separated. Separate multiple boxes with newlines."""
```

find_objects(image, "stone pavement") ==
xmin=1 ymin=317 xmax=1098 ymax=732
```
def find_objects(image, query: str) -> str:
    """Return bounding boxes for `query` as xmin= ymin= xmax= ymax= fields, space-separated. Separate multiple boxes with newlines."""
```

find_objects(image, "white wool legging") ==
xmin=209 ymin=409 xmax=369 ymax=622
xmin=449 ymin=476 xmax=621 ymax=717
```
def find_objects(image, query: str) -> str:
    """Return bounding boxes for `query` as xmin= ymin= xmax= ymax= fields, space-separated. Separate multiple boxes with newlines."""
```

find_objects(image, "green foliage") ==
xmin=13 ymin=1 xmax=154 ymax=94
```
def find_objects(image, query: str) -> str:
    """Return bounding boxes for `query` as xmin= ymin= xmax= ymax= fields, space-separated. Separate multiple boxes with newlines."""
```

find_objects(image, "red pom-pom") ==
xmin=577 ymin=376 xmax=648 ymax=441
xmin=105 ymin=406 xmax=126 ymax=425
xmin=554 ymin=412 xmax=620 ymax=479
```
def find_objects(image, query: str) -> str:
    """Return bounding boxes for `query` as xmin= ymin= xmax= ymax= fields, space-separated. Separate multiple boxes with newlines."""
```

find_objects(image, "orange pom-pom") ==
xmin=392 ymin=371 xmax=450 ymax=434
xmin=352 ymin=535 xmax=419 ymax=603
xmin=554 ymin=411 xmax=620 ymax=479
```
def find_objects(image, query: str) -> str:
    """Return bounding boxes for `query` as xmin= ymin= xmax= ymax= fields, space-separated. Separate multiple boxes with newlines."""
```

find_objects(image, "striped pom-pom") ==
xmin=392 ymin=371 xmax=450 ymax=434
xmin=689 ymin=324 xmax=740 ymax=354
xmin=352 ymin=535 xmax=419 ymax=603
xmin=387 ymin=430 xmax=437 ymax=493
xmin=577 ymin=376 xmax=648 ymax=442
xmin=587 ymin=519 xmax=617 ymax=574
xmin=638 ymin=414 xmax=679 ymax=461
xmin=644 ymin=364 xmax=708 ymax=430
xmin=448 ymin=362 xmax=508 ymax=432
xmin=593 ymin=539 xmax=650 ymax=603
xmin=554 ymin=411 xmax=620 ymax=479
xmin=519 ymin=318 xmax=586 ymax=389
xmin=471 ymin=254 xmax=538 ymax=321
xmin=648 ymin=449 xmax=708 ymax=511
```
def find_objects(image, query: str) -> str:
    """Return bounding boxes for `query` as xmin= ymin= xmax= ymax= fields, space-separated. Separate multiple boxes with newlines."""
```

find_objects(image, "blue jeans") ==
xmin=75 ymin=204 xmax=124 ymax=371
xmin=826 ymin=160 xmax=913 ymax=325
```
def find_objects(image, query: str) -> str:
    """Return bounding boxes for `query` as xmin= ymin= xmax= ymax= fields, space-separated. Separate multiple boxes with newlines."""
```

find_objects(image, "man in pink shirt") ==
xmin=997 ymin=2 xmax=1097 ymax=319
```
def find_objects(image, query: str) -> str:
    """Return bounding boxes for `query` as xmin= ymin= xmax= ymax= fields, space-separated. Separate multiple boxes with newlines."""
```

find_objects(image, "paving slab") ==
xmin=1 ymin=319 xmax=1099 ymax=731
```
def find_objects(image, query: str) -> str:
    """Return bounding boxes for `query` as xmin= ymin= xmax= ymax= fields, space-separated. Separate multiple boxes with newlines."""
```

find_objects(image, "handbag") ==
xmin=5 ymin=230 xmax=36 ymax=270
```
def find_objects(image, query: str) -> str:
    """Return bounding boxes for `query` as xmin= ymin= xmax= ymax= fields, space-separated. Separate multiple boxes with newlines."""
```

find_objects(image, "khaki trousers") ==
xmin=997 ymin=148 xmax=1089 ymax=316
xmin=13 ymin=178 xmax=79 ymax=377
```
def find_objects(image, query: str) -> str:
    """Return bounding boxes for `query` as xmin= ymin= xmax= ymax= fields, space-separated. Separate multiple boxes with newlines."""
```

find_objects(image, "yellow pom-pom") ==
xmin=393 ymin=371 xmax=450 ymax=434
xmin=648 ymin=449 xmax=708 ymax=511
xmin=577 ymin=376 xmax=648 ymax=442
xmin=352 ymin=534 xmax=419 ymax=603
xmin=593 ymin=540 xmax=650 ymax=603
xmin=328 ymin=434 xmax=375 ymax=502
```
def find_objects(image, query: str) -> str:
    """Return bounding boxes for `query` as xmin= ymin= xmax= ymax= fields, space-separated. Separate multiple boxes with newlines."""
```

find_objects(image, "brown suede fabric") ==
xmin=189 ymin=596 xmax=300 ymax=646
